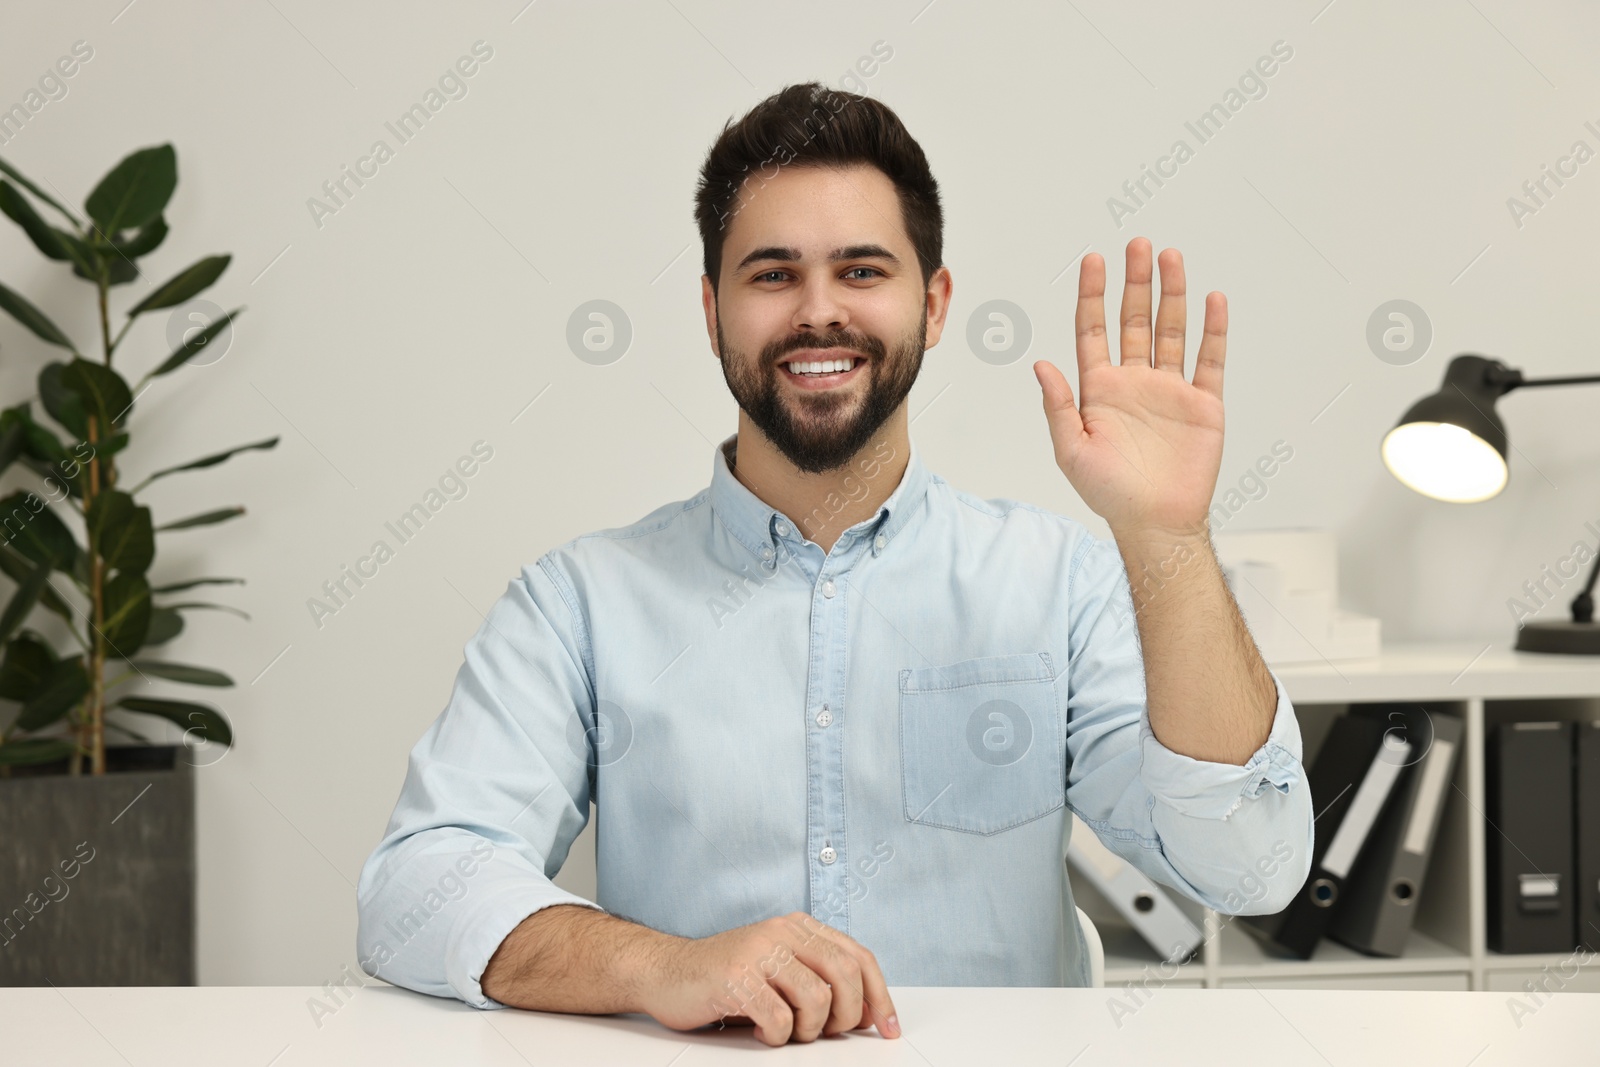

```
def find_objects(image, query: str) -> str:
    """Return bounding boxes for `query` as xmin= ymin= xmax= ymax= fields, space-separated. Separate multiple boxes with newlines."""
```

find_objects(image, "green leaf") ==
xmin=61 ymin=358 xmax=134 ymax=434
xmin=115 ymin=695 xmax=231 ymax=747
xmin=14 ymin=655 xmax=87 ymax=732
xmin=53 ymin=229 xmax=100 ymax=278
xmin=141 ymin=606 xmax=183 ymax=648
xmin=129 ymin=660 xmax=233 ymax=687
xmin=0 ymin=419 xmax=22 ymax=478
xmin=89 ymin=432 xmax=129 ymax=460
xmin=85 ymin=144 xmax=176 ymax=236
xmin=149 ymin=306 xmax=243 ymax=378
xmin=38 ymin=362 xmax=88 ymax=440
xmin=100 ymin=571 xmax=151 ymax=653
xmin=0 ymin=491 xmax=78 ymax=571
xmin=5 ymin=406 xmax=89 ymax=499
xmin=0 ymin=156 xmax=80 ymax=226
xmin=151 ymin=576 xmax=243 ymax=594
xmin=156 ymin=506 xmax=244 ymax=532
xmin=0 ymin=634 xmax=55 ymax=702
xmin=158 ymin=600 xmax=250 ymax=621
xmin=0 ymin=559 xmax=50 ymax=644
xmin=76 ymin=251 xmax=139 ymax=287
xmin=87 ymin=489 xmax=154 ymax=577
xmin=113 ymin=215 xmax=167 ymax=258
xmin=4 ymin=404 xmax=70 ymax=464
xmin=0 ymin=278 xmax=76 ymax=350
xmin=19 ymin=457 xmax=84 ymax=502
xmin=0 ymin=179 xmax=71 ymax=259
xmin=137 ymin=436 xmax=277 ymax=490
xmin=0 ymin=738 xmax=78 ymax=766
xmin=0 ymin=546 xmax=73 ymax=622
xmin=127 ymin=254 xmax=229 ymax=316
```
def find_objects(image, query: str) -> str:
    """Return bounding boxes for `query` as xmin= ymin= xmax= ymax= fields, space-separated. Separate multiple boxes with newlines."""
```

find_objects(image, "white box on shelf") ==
xmin=1213 ymin=528 xmax=1380 ymax=664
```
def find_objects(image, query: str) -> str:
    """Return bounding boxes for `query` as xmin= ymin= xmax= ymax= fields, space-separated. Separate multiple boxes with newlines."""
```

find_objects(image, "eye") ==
xmin=754 ymin=270 xmax=789 ymax=283
xmin=844 ymin=267 xmax=882 ymax=280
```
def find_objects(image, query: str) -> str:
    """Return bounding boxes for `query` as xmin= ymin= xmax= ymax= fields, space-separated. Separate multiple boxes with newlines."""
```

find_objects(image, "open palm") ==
xmin=1033 ymin=238 xmax=1227 ymax=539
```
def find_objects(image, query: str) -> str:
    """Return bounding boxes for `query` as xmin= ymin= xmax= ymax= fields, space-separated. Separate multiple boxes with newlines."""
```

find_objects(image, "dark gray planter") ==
xmin=0 ymin=744 xmax=194 ymax=985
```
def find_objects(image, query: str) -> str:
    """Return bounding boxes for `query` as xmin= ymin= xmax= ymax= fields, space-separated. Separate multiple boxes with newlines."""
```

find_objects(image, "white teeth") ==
xmin=785 ymin=358 xmax=856 ymax=375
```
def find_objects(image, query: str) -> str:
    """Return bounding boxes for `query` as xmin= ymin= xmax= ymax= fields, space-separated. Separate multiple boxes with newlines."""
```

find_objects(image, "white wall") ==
xmin=2 ymin=0 xmax=1597 ymax=988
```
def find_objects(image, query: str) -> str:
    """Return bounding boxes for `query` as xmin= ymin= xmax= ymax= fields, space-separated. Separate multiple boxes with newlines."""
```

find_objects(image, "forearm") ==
xmin=480 ymin=903 xmax=679 ymax=1013
xmin=1111 ymin=522 xmax=1277 ymax=765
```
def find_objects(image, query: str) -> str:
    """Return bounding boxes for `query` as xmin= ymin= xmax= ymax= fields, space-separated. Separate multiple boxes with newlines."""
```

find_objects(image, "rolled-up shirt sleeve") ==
xmin=355 ymin=555 xmax=606 ymax=1009
xmin=1062 ymin=534 xmax=1314 ymax=916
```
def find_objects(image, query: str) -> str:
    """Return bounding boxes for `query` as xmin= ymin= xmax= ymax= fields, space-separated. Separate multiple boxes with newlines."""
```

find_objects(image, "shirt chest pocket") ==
xmin=898 ymin=651 xmax=1065 ymax=836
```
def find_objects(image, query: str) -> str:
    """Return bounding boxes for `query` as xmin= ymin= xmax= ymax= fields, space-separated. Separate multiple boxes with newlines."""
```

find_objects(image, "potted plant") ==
xmin=0 ymin=144 xmax=276 ymax=985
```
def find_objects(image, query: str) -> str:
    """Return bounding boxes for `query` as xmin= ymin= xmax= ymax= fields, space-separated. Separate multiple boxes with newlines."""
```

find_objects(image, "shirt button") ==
xmin=816 ymin=709 xmax=833 ymax=727
xmin=819 ymin=846 xmax=836 ymax=865
xmin=760 ymin=545 xmax=774 ymax=560
xmin=874 ymin=534 xmax=886 ymax=551
xmin=775 ymin=521 xmax=790 ymax=536
xmin=821 ymin=579 xmax=836 ymax=598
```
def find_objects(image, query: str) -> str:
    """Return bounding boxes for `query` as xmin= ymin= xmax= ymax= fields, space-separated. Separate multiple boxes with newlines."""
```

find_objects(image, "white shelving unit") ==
xmin=1085 ymin=641 xmax=1600 ymax=991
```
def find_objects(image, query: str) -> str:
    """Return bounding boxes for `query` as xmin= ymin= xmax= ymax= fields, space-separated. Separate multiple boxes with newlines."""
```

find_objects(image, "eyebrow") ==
xmin=732 ymin=243 xmax=902 ymax=278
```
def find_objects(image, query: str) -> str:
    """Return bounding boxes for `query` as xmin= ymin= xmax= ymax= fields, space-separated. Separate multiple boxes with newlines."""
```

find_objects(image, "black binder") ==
xmin=1330 ymin=707 xmax=1463 ymax=957
xmin=1486 ymin=721 xmax=1574 ymax=954
xmin=1576 ymin=722 xmax=1600 ymax=953
xmin=1243 ymin=714 xmax=1411 ymax=959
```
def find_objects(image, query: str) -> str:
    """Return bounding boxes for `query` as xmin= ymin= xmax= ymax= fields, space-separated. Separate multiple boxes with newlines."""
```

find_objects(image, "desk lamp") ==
xmin=1381 ymin=353 xmax=1600 ymax=655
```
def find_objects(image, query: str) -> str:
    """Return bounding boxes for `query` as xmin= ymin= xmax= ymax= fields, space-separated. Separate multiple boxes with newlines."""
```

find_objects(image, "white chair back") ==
xmin=1075 ymin=905 xmax=1105 ymax=987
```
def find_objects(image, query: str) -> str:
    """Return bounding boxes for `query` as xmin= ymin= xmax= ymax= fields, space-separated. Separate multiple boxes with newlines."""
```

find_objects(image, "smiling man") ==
xmin=356 ymin=81 xmax=1314 ymax=1048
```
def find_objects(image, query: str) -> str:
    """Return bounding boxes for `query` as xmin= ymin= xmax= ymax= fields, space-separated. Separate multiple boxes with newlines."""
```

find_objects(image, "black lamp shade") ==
xmin=1381 ymin=354 xmax=1512 ymax=502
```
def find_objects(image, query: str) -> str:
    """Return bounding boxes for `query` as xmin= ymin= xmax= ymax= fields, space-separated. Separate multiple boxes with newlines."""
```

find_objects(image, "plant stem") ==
xmin=84 ymin=271 xmax=115 ymax=775
xmin=108 ymin=315 xmax=133 ymax=357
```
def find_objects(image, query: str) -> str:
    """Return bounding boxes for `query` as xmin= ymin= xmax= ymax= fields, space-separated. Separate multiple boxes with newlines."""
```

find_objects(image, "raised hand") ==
xmin=1033 ymin=237 xmax=1227 ymax=540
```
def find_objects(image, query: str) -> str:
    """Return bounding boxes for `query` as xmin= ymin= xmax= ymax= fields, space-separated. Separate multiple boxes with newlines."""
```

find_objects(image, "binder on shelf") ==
xmin=1242 ymin=714 xmax=1411 ymax=959
xmin=1574 ymin=722 xmax=1600 ymax=953
xmin=1329 ymin=707 xmax=1463 ymax=957
xmin=1066 ymin=815 xmax=1203 ymax=964
xmin=1486 ymin=721 xmax=1575 ymax=954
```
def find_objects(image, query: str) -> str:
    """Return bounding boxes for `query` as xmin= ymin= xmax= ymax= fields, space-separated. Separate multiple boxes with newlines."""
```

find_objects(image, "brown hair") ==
xmin=693 ymin=81 xmax=943 ymax=298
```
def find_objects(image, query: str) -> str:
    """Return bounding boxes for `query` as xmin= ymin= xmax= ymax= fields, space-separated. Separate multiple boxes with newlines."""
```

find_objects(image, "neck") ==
xmin=728 ymin=408 xmax=911 ymax=553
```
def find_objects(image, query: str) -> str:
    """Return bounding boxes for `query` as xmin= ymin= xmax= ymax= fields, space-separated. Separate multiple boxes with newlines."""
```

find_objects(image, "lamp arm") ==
xmin=1492 ymin=368 xmax=1600 ymax=622
xmin=1575 ymin=553 xmax=1597 ymax=625
xmin=1498 ymin=371 xmax=1600 ymax=393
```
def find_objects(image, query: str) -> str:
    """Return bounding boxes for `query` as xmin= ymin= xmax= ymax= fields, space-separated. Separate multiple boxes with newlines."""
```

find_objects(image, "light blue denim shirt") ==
xmin=355 ymin=433 xmax=1313 ymax=1009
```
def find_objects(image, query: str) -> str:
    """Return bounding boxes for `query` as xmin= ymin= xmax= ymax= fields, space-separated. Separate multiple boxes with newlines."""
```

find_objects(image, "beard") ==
xmin=716 ymin=304 xmax=926 ymax=475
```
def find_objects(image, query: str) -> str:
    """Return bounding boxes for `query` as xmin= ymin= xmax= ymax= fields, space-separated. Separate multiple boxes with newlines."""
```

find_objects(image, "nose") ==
xmin=791 ymin=276 xmax=848 ymax=334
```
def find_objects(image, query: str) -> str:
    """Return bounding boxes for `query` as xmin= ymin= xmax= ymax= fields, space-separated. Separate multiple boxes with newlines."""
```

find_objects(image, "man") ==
xmin=355 ymin=81 xmax=1313 ymax=1047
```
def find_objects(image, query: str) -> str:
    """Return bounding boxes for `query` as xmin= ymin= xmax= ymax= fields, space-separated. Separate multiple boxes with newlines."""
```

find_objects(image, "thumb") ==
xmin=1033 ymin=360 xmax=1082 ymax=457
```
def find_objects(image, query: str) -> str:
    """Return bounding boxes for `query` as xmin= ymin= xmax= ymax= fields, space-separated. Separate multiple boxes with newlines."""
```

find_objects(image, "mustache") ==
xmin=767 ymin=333 xmax=885 ymax=363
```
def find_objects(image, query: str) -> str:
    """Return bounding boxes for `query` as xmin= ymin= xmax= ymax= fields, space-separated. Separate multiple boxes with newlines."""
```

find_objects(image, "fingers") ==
xmin=1152 ymin=247 xmax=1186 ymax=374
xmin=786 ymin=928 xmax=864 ymax=1037
xmin=1118 ymin=236 xmax=1153 ymax=367
xmin=742 ymin=981 xmax=797 ymax=1047
xmin=1193 ymin=290 xmax=1228 ymax=398
xmin=791 ymin=916 xmax=899 ymax=1039
xmin=1074 ymin=251 xmax=1112 ymax=377
xmin=767 ymin=952 xmax=835 ymax=1043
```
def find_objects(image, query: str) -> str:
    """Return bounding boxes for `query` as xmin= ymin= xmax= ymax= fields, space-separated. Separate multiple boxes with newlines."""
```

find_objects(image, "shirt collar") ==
xmin=709 ymin=431 xmax=932 ymax=564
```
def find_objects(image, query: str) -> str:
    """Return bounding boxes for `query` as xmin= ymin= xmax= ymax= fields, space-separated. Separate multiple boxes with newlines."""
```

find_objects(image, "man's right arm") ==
xmin=481 ymin=904 xmax=667 ymax=1014
xmin=480 ymin=904 xmax=902 ymax=1046
xmin=356 ymin=555 xmax=900 ymax=1043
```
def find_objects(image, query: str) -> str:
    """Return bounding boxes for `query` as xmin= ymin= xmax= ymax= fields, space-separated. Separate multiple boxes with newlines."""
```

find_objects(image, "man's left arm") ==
xmin=1035 ymin=236 xmax=1315 ymax=911
xmin=1113 ymin=524 xmax=1274 ymax=765
xmin=1110 ymin=523 xmax=1314 ymax=911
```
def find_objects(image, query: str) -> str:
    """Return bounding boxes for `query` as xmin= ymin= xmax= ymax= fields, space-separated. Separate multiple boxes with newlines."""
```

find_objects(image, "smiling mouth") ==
xmin=778 ymin=356 xmax=868 ymax=389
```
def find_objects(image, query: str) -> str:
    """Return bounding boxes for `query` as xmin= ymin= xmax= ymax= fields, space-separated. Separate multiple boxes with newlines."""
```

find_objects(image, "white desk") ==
xmin=6 ymin=984 xmax=1592 ymax=1064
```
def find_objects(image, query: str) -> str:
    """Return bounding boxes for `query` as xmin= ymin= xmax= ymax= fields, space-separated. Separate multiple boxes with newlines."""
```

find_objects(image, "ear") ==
xmin=922 ymin=265 xmax=954 ymax=351
xmin=701 ymin=274 xmax=720 ymax=358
